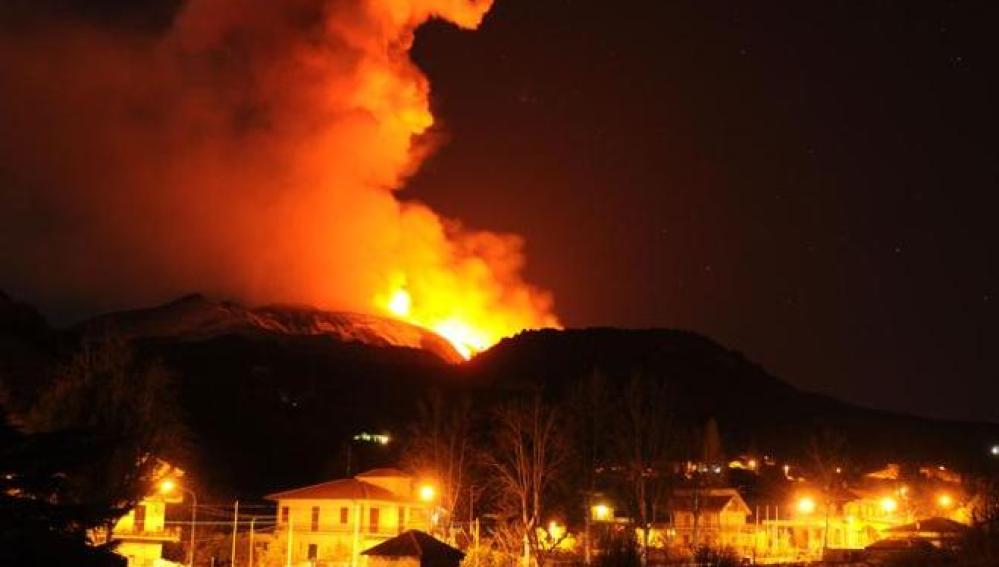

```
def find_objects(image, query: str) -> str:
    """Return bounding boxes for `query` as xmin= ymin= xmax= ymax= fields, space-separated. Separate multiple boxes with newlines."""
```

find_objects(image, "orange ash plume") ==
xmin=0 ymin=0 xmax=558 ymax=355
xmin=356 ymin=0 xmax=561 ymax=357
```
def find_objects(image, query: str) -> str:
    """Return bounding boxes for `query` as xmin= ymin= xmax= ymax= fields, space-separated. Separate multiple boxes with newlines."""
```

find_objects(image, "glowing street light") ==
xmin=419 ymin=484 xmax=437 ymax=503
xmin=591 ymin=503 xmax=611 ymax=521
xmin=937 ymin=493 xmax=954 ymax=509
xmin=880 ymin=496 xmax=898 ymax=513
xmin=797 ymin=496 xmax=816 ymax=515
xmin=991 ymin=444 xmax=999 ymax=457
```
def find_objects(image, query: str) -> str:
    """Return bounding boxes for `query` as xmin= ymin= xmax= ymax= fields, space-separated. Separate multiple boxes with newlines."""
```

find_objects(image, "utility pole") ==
xmin=248 ymin=516 xmax=256 ymax=567
xmin=231 ymin=500 xmax=239 ymax=567
xmin=189 ymin=490 xmax=198 ymax=567
xmin=822 ymin=495 xmax=831 ymax=559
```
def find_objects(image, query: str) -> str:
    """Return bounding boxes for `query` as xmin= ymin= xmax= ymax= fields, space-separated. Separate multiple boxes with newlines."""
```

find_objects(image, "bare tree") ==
xmin=402 ymin=391 xmax=473 ymax=535
xmin=486 ymin=395 xmax=568 ymax=567
xmin=613 ymin=374 xmax=674 ymax=565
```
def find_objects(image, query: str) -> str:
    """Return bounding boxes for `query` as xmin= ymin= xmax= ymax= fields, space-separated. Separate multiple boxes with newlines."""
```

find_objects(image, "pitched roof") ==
xmin=362 ymin=530 xmax=465 ymax=561
xmin=670 ymin=489 xmax=751 ymax=515
xmin=671 ymin=495 xmax=738 ymax=513
xmin=266 ymin=478 xmax=403 ymax=502
xmin=887 ymin=517 xmax=968 ymax=535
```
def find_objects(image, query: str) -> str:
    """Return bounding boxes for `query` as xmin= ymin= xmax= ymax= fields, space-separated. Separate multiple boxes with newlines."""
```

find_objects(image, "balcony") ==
xmin=112 ymin=526 xmax=182 ymax=542
xmin=278 ymin=523 xmax=430 ymax=538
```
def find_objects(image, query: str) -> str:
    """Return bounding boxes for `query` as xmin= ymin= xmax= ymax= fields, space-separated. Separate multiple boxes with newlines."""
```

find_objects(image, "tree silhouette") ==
xmin=402 ymin=390 xmax=473 ymax=535
xmin=486 ymin=394 xmax=568 ymax=567
xmin=612 ymin=374 xmax=674 ymax=564
xmin=0 ymin=410 xmax=125 ymax=566
xmin=25 ymin=336 xmax=187 ymax=535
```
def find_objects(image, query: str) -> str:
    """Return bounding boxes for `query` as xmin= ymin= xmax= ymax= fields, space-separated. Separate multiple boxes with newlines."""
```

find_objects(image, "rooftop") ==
xmin=362 ymin=530 xmax=465 ymax=561
xmin=266 ymin=478 xmax=403 ymax=502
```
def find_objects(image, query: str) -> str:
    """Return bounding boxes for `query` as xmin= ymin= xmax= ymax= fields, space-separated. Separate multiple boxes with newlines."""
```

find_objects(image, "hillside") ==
xmin=1 ymin=293 xmax=996 ymax=497
xmin=466 ymin=328 xmax=999 ymax=469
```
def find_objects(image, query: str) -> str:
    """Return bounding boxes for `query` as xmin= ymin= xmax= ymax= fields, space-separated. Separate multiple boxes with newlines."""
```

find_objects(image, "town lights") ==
xmin=591 ymin=503 xmax=611 ymax=521
xmin=880 ymin=496 xmax=898 ymax=513
xmin=991 ymin=445 xmax=999 ymax=456
xmin=937 ymin=493 xmax=954 ymax=509
xmin=796 ymin=496 xmax=816 ymax=515
xmin=353 ymin=432 xmax=391 ymax=445
xmin=418 ymin=484 xmax=436 ymax=502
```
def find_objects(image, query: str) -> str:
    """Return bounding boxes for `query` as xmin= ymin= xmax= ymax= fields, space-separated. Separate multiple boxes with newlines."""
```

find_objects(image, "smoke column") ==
xmin=0 ymin=0 xmax=558 ymax=354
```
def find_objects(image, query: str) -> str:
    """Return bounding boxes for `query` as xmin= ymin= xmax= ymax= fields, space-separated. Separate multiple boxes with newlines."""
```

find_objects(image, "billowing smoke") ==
xmin=0 ymin=0 xmax=558 ymax=353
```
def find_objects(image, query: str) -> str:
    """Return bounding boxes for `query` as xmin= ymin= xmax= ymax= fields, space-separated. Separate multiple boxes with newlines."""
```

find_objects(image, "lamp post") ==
xmin=160 ymin=480 xmax=198 ymax=567
xmin=418 ymin=482 xmax=439 ymax=537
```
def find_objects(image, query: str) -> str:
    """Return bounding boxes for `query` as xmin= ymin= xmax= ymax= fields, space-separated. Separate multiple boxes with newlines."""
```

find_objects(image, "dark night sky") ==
xmin=1 ymin=1 xmax=996 ymax=423
xmin=406 ymin=1 xmax=997 ymax=422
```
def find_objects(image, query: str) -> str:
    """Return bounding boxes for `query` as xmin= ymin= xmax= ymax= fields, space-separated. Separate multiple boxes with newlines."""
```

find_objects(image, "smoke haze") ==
xmin=0 ymin=0 xmax=557 ymax=348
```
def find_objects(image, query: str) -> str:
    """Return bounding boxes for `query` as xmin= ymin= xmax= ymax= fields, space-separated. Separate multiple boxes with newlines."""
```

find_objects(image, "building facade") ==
xmin=98 ymin=493 xmax=181 ymax=567
xmin=667 ymin=488 xmax=754 ymax=554
xmin=266 ymin=468 xmax=435 ymax=567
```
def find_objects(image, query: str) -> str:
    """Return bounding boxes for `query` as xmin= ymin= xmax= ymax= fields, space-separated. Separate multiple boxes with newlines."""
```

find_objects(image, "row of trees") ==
xmin=401 ymin=371 xmax=716 ymax=567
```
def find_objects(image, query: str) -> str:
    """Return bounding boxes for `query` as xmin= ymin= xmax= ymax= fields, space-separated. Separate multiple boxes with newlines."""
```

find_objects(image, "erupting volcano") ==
xmin=0 ymin=0 xmax=559 ymax=355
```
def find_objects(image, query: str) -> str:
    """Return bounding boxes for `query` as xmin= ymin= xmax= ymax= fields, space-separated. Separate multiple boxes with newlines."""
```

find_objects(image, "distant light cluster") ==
xmin=353 ymin=432 xmax=391 ymax=445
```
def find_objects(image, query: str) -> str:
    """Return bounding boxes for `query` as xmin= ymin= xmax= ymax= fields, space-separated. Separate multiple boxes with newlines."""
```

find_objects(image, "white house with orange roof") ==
xmin=266 ymin=468 xmax=436 ymax=567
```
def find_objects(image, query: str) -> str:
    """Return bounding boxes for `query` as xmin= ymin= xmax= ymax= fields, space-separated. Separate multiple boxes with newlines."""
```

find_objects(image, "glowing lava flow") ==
xmin=382 ymin=289 xmax=489 ymax=359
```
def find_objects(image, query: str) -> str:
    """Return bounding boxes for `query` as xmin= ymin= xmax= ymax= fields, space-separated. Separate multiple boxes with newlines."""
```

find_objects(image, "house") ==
xmin=668 ymin=488 xmax=753 ymax=552
xmin=108 ymin=492 xmax=182 ymax=567
xmin=362 ymin=530 xmax=464 ymax=567
xmin=90 ymin=463 xmax=183 ymax=567
xmin=266 ymin=468 xmax=436 ymax=567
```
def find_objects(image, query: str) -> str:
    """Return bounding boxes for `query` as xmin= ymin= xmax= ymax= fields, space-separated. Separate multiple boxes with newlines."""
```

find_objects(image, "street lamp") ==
xmin=880 ymin=496 xmax=897 ymax=514
xmin=419 ymin=484 xmax=436 ymax=503
xmin=796 ymin=496 xmax=816 ymax=515
xmin=161 ymin=480 xmax=198 ymax=567
xmin=937 ymin=493 xmax=954 ymax=509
